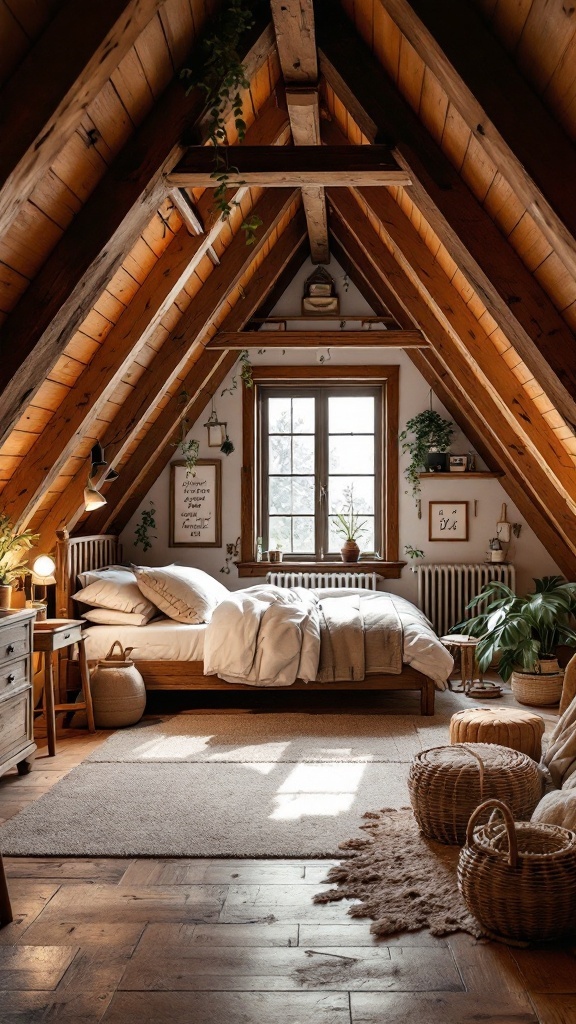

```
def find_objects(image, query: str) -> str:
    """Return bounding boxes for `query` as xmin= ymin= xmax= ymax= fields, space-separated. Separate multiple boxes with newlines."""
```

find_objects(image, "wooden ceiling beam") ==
xmin=0 ymin=0 xmax=164 ymax=237
xmin=286 ymin=89 xmax=329 ymax=264
xmin=328 ymin=188 xmax=576 ymax=565
xmin=316 ymin=5 xmax=576 ymax=430
xmin=2 ymin=107 xmax=291 ymax=531
xmin=270 ymin=0 xmax=318 ymax=82
xmin=0 ymin=12 xmax=276 ymax=449
xmin=166 ymin=145 xmax=410 ymax=187
xmin=35 ymin=196 xmax=305 ymax=551
xmin=81 ymin=350 xmax=239 ymax=537
xmin=379 ymin=0 xmax=576 ymax=280
xmin=329 ymin=221 xmax=411 ymax=330
xmin=207 ymin=330 xmax=427 ymax=348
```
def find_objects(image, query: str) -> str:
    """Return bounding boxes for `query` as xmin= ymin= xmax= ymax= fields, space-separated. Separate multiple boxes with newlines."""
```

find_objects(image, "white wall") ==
xmin=120 ymin=257 xmax=560 ymax=598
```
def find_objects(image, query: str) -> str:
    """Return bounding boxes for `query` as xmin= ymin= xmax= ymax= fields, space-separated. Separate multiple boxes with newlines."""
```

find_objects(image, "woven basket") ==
xmin=458 ymin=799 xmax=576 ymax=942
xmin=408 ymin=743 xmax=542 ymax=845
xmin=510 ymin=670 xmax=564 ymax=707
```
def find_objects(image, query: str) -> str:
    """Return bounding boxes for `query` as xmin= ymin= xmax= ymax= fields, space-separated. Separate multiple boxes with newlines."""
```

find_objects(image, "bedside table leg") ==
xmin=78 ymin=637 xmax=95 ymax=733
xmin=43 ymin=652 xmax=57 ymax=757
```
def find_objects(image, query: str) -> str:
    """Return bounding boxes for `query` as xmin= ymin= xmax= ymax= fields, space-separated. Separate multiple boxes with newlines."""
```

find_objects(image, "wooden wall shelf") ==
xmin=417 ymin=472 xmax=504 ymax=478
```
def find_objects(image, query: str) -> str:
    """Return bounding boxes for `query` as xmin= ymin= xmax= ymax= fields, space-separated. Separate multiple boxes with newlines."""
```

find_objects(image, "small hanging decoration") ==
xmin=220 ymin=434 xmax=235 ymax=456
xmin=203 ymin=402 xmax=227 ymax=447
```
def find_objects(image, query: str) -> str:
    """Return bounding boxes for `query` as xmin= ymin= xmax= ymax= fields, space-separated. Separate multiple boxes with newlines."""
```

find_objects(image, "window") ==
xmin=240 ymin=366 xmax=401 ymax=576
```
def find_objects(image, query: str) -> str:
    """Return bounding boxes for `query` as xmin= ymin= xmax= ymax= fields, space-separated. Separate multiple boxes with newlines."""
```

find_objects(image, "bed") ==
xmin=55 ymin=529 xmax=451 ymax=715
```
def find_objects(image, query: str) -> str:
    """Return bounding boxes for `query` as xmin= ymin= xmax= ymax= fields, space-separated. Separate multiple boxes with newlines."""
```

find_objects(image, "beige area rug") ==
xmin=1 ymin=691 xmax=472 ymax=858
xmin=314 ymin=807 xmax=485 ymax=939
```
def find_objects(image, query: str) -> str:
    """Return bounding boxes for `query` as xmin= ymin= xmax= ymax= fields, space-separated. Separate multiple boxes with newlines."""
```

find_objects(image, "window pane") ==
xmin=293 ymin=435 xmax=314 ymax=473
xmin=269 ymin=476 xmax=315 ymax=515
xmin=292 ymin=397 xmax=315 ymax=433
xmin=268 ymin=516 xmax=291 ymax=550
xmin=268 ymin=397 xmax=292 ymax=433
xmin=329 ymin=396 xmax=374 ymax=434
xmin=329 ymin=476 xmax=374 ymax=514
xmin=269 ymin=436 xmax=292 ymax=474
xmin=293 ymin=517 xmax=315 ymax=552
xmin=329 ymin=516 xmax=375 ymax=553
xmin=292 ymin=476 xmax=315 ymax=514
xmin=329 ymin=436 xmax=374 ymax=474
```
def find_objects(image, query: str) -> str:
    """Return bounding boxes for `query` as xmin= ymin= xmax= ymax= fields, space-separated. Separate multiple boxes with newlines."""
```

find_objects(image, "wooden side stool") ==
xmin=440 ymin=633 xmax=483 ymax=692
xmin=33 ymin=620 xmax=95 ymax=756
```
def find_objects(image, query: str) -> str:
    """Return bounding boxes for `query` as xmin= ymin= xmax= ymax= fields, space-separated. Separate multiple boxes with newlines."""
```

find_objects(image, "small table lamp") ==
xmin=30 ymin=555 xmax=56 ymax=616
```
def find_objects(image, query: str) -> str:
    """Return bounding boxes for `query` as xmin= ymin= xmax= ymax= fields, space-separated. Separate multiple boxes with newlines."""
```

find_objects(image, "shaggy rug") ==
xmin=0 ymin=695 xmax=471 ymax=858
xmin=314 ymin=806 xmax=485 ymax=939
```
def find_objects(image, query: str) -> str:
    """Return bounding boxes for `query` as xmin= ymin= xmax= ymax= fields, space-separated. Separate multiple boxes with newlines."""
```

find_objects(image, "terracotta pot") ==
xmin=341 ymin=540 xmax=360 ymax=563
xmin=0 ymin=585 xmax=11 ymax=610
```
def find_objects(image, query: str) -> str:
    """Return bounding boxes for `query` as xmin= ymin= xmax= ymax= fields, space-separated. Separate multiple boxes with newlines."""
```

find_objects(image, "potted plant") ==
xmin=399 ymin=409 xmax=454 ymax=502
xmin=333 ymin=485 xmax=368 ymax=563
xmin=0 ymin=515 xmax=39 ymax=609
xmin=454 ymin=575 xmax=576 ymax=705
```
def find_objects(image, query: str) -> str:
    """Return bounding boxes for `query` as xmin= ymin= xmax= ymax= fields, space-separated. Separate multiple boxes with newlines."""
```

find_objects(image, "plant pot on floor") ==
xmin=511 ymin=662 xmax=564 ymax=707
xmin=341 ymin=540 xmax=360 ymax=563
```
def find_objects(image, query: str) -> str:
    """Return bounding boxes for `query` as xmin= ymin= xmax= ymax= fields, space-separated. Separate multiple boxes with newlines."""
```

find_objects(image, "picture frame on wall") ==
xmin=429 ymin=501 xmax=469 ymax=541
xmin=169 ymin=459 xmax=222 ymax=548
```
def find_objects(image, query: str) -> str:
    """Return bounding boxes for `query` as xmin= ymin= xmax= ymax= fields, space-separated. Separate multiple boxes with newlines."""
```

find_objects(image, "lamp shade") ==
xmin=32 ymin=555 xmax=56 ymax=579
xmin=90 ymin=442 xmax=107 ymax=468
xmin=84 ymin=482 xmax=107 ymax=511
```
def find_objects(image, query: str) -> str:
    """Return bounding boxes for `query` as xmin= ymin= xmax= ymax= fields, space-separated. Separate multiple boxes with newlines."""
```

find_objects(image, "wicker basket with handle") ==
xmin=408 ymin=743 xmax=542 ymax=845
xmin=458 ymin=798 xmax=576 ymax=942
xmin=90 ymin=641 xmax=146 ymax=728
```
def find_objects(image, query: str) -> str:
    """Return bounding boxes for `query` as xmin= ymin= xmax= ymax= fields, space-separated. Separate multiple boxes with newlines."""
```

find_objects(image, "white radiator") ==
xmin=266 ymin=571 xmax=378 ymax=590
xmin=415 ymin=563 xmax=516 ymax=636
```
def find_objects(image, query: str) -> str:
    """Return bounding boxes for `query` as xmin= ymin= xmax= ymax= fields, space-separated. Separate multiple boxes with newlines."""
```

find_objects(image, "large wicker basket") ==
xmin=510 ymin=670 xmax=564 ymax=707
xmin=458 ymin=799 xmax=576 ymax=942
xmin=408 ymin=743 xmax=542 ymax=845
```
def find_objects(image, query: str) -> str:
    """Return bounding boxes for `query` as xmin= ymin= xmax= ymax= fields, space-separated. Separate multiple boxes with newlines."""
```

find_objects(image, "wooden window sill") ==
xmin=236 ymin=561 xmax=406 ymax=579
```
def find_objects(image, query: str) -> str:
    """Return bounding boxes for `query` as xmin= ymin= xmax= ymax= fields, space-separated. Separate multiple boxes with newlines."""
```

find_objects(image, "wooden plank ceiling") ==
xmin=0 ymin=0 xmax=575 ymax=574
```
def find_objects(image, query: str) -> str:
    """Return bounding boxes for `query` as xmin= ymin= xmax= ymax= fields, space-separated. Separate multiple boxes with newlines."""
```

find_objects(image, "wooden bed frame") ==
xmin=55 ymin=529 xmax=435 ymax=715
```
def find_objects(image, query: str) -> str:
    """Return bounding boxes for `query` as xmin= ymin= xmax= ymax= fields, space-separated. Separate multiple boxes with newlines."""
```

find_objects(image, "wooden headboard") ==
xmin=55 ymin=528 xmax=121 ymax=618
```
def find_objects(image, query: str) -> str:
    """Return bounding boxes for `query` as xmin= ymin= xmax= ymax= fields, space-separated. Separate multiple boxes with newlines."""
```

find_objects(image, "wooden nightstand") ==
xmin=0 ymin=608 xmax=37 ymax=780
xmin=33 ymin=619 xmax=95 ymax=756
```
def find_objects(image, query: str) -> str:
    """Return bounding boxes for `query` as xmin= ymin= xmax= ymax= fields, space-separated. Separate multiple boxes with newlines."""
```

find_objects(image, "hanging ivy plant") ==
xmin=134 ymin=501 xmax=157 ymax=553
xmin=399 ymin=409 xmax=454 ymax=503
xmin=172 ymin=390 xmax=200 ymax=476
xmin=180 ymin=0 xmax=261 ymax=245
xmin=221 ymin=349 xmax=253 ymax=396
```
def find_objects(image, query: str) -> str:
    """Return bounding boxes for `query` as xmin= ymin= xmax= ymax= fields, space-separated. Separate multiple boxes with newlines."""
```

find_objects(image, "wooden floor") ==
xmin=0 ymin=697 xmax=575 ymax=1023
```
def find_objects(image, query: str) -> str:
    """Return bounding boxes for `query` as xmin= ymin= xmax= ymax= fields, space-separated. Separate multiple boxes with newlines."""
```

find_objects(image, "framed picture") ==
xmin=449 ymin=454 xmax=467 ymax=472
xmin=429 ymin=501 xmax=469 ymax=541
xmin=169 ymin=459 xmax=222 ymax=547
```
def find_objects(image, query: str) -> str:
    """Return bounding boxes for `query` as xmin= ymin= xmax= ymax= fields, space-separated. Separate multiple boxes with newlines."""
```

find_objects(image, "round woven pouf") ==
xmin=408 ymin=743 xmax=542 ymax=845
xmin=449 ymin=707 xmax=545 ymax=761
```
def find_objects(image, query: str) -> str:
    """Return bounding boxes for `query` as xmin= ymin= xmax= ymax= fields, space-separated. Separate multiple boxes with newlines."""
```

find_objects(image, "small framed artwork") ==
xmin=429 ymin=501 xmax=469 ymax=541
xmin=169 ymin=459 xmax=222 ymax=547
xmin=449 ymin=454 xmax=467 ymax=472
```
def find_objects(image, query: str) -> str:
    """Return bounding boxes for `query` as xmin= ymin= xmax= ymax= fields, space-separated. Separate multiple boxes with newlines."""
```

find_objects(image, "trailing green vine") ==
xmin=173 ymin=389 xmax=200 ymax=476
xmin=134 ymin=501 xmax=157 ymax=553
xmin=221 ymin=349 xmax=253 ymax=397
xmin=180 ymin=0 xmax=261 ymax=245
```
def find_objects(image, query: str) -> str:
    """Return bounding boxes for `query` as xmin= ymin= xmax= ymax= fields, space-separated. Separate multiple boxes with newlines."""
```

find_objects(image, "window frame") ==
xmin=239 ymin=365 xmax=402 ymax=578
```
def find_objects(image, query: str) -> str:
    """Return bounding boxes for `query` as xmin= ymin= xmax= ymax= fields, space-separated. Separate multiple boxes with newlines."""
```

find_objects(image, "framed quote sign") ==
xmin=169 ymin=459 xmax=222 ymax=547
xmin=428 ymin=501 xmax=469 ymax=541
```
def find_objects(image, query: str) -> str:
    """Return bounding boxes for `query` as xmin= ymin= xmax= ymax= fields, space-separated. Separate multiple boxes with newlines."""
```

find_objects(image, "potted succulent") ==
xmin=333 ymin=485 xmax=368 ymax=563
xmin=0 ymin=515 xmax=39 ymax=609
xmin=454 ymin=575 xmax=576 ymax=705
xmin=399 ymin=409 xmax=454 ymax=502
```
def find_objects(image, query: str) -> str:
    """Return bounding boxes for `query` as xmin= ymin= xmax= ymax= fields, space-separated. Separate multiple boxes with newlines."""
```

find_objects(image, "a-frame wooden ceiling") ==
xmin=0 ymin=0 xmax=575 ymax=573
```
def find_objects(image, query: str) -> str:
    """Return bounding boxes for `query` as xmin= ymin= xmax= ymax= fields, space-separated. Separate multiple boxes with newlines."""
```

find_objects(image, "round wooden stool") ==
xmin=440 ymin=633 xmax=483 ymax=691
xmin=449 ymin=706 xmax=545 ymax=761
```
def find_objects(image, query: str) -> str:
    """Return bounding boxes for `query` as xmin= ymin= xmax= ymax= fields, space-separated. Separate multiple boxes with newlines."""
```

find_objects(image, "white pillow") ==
xmin=82 ymin=607 xmax=158 ymax=626
xmin=134 ymin=565 xmax=229 ymax=624
xmin=76 ymin=565 xmax=133 ymax=588
xmin=73 ymin=568 xmax=157 ymax=617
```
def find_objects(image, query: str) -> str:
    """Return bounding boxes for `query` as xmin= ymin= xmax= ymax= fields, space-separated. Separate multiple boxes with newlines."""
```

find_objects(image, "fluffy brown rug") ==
xmin=314 ymin=806 xmax=485 ymax=938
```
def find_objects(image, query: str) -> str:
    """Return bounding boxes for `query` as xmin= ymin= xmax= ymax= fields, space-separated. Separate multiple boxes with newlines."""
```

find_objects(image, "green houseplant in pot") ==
xmin=399 ymin=409 xmax=454 ymax=503
xmin=454 ymin=575 xmax=576 ymax=706
xmin=333 ymin=485 xmax=368 ymax=563
xmin=0 ymin=515 xmax=39 ymax=609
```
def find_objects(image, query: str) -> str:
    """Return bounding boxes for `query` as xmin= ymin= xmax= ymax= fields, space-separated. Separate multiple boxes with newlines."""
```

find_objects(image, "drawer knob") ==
xmin=64 ymin=633 xmax=71 ymax=640
xmin=7 ymin=673 xmax=15 ymax=684
xmin=6 ymin=644 xmax=14 ymax=655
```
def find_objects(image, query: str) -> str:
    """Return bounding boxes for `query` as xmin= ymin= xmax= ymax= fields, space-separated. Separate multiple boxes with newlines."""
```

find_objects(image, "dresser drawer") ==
xmin=0 ymin=657 xmax=29 ymax=698
xmin=0 ymin=620 xmax=31 ymax=667
xmin=0 ymin=687 xmax=32 ymax=764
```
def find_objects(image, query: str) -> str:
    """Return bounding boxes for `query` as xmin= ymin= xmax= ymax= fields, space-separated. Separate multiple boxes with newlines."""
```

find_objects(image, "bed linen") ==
xmin=82 ymin=586 xmax=452 ymax=689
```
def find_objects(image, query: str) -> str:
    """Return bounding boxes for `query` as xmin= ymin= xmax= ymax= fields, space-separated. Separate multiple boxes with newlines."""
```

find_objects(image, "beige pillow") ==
xmin=82 ymin=607 xmax=158 ymax=626
xmin=531 ymin=789 xmax=576 ymax=830
xmin=73 ymin=568 xmax=157 ymax=618
xmin=134 ymin=565 xmax=229 ymax=624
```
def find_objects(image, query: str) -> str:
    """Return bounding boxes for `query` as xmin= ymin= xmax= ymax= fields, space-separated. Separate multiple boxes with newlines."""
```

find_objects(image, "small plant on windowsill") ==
xmin=333 ymin=485 xmax=368 ymax=564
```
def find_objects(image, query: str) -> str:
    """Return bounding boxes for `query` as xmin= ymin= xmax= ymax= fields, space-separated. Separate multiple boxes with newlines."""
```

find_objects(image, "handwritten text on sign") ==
xmin=171 ymin=461 xmax=220 ymax=546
